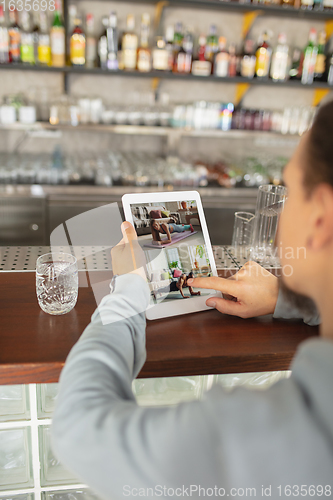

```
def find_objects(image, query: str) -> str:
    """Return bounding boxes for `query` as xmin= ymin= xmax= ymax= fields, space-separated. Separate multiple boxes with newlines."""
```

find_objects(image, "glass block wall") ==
xmin=0 ymin=371 xmax=291 ymax=500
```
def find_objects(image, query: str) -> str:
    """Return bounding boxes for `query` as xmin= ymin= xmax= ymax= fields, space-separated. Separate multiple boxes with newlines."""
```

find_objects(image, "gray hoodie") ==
xmin=51 ymin=274 xmax=332 ymax=500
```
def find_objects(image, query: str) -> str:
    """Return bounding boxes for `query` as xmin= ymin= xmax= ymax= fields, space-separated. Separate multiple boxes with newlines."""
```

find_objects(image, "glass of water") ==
xmin=250 ymin=185 xmax=287 ymax=266
xmin=36 ymin=253 xmax=78 ymax=315
xmin=231 ymin=212 xmax=255 ymax=259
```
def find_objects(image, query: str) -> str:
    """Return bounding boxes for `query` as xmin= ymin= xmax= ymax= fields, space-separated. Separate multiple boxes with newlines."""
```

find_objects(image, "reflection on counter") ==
xmin=0 ymin=151 xmax=286 ymax=188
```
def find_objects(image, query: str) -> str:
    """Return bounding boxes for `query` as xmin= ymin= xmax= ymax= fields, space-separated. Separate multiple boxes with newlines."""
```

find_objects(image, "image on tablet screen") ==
xmin=130 ymin=199 xmax=213 ymax=305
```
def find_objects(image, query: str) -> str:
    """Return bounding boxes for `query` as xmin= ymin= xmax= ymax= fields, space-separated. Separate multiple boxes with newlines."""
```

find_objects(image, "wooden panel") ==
xmin=0 ymin=272 xmax=318 ymax=385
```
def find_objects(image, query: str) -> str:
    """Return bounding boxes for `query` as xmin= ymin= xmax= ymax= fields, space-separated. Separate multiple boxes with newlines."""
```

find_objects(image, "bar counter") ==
xmin=0 ymin=264 xmax=318 ymax=385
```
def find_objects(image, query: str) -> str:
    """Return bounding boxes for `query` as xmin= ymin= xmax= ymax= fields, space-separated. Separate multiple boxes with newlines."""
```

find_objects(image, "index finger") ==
xmin=188 ymin=276 xmax=241 ymax=295
xmin=121 ymin=221 xmax=138 ymax=243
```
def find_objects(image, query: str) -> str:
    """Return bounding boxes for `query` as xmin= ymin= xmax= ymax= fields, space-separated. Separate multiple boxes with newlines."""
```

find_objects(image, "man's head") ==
xmin=278 ymin=101 xmax=333 ymax=306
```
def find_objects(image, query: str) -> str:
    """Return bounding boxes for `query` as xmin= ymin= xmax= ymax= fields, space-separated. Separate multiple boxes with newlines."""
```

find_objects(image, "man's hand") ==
xmin=111 ymin=222 xmax=147 ymax=280
xmin=187 ymin=261 xmax=279 ymax=319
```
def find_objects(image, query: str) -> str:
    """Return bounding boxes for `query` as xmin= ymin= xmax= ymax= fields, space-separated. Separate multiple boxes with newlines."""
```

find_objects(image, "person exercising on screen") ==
xmin=150 ymin=218 xmax=194 ymax=245
xmin=154 ymin=271 xmax=201 ymax=299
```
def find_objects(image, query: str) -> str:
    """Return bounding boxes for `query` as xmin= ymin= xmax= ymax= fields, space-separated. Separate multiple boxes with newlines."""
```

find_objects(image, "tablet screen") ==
xmin=130 ymin=198 xmax=213 ymax=305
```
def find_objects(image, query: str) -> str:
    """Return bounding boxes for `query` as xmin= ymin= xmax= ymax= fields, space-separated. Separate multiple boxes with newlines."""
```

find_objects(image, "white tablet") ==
xmin=122 ymin=191 xmax=221 ymax=320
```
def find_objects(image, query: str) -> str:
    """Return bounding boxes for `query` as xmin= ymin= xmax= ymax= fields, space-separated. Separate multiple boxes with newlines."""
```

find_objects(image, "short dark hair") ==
xmin=187 ymin=271 xmax=194 ymax=279
xmin=304 ymin=101 xmax=333 ymax=196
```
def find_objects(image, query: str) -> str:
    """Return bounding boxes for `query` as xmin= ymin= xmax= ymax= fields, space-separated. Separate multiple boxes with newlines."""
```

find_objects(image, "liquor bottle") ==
xmin=137 ymin=13 xmax=151 ymax=72
xmin=122 ymin=14 xmax=138 ymax=70
xmin=70 ymin=17 xmax=86 ymax=66
xmin=152 ymin=37 xmax=168 ymax=71
xmin=50 ymin=0 xmax=65 ymax=67
xmin=281 ymin=0 xmax=294 ymax=5
xmin=173 ymin=22 xmax=184 ymax=64
xmin=205 ymin=25 xmax=218 ymax=65
xmin=323 ymin=0 xmax=333 ymax=9
xmin=301 ymin=29 xmax=318 ymax=84
xmin=270 ymin=32 xmax=289 ymax=81
xmin=327 ymin=53 xmax=333 ymax=84
xmin=214 ymin=36 xmax=229 ymax=77
xmin=85 ymin=14 xmax=96 ymax=68
xmin=8 ymin=9 xmax=20 ymax=64
xmin=98 ymin=16 xmax=108 ymax=69
xmin=175 ymin=30 xmax=193 ymax=73
xmin=314 ymin=31 xmax=326 ymax=81
xmin=107 ymin=11 xmax=118 ymax=70
xmin=240 ymin=39 xmax=256 ymax=79
xmin=191 ymin=34 xmax=212 ymax=76
xmin=0 ymin=6 xmax=9 ymax=64
xmin=228 ymin=43 xmax=237 ymax=77
xmin=313 ymin=0 xmax=324 ymax=9
xmin=38 ymin=11 xmax=51 ymax=66
xmin=20 ymin=11 xmax=35 ymax=65
xmin=255 ymin=32 xmax=272 ymax=78
xmin=165 ymin=25 xmax=174 ymax=71
xmin=289 ymin=48 xmax=302 ymax=79
xmin=67 ymin=4 xmax=77 ymax=63
xmin=301 ymin=0 xmax=314 ymax=10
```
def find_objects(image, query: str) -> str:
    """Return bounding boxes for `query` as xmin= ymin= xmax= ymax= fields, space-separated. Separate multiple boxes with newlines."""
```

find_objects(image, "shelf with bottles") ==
xmin=0 ymin=148 xmax=287 ymax=189
xmin=1 ymin=3 xmax=333 ymax=88
xmin=73 ymin=0 xmax=333 ymax=19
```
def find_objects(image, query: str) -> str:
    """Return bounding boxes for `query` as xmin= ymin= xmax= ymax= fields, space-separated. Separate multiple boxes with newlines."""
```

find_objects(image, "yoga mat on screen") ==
xmin=143 ymin=231 xmax=197 ymax=248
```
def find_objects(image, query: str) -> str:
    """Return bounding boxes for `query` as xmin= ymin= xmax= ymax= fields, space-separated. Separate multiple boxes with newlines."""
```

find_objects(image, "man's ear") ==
xmin=310 ymin=183 xmax=333 ymax=251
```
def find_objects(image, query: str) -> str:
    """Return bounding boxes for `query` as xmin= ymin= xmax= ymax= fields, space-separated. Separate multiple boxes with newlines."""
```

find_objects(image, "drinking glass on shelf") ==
xmin=250 ymin=184 xmax=287 ymax=266
xmin=36 ymin=252 xmax=78 ymax=315
xmin=231 ymin=212 xmax=255 ymax=259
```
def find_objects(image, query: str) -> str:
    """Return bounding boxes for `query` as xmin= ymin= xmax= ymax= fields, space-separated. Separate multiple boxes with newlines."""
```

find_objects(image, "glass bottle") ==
xmin=313 ymin=0 xmax=324 ymax=9
xmin=70 ymin=17 xmax=86 ymax=66
xmin=122 ymin=14 xmax=138 ymax=70
xmin=107 ymin=11 xmax=118 ymax=70
xmin=38 ymin=11 xmax=51 ymax=66
xmin=281 ymin=0 xmax=295 ymax=5
xmin=289 ymin=48 xmax=302 ymax=79
xmin=240 ymin=39 xmax=256 ymax=79
xmin=152 ymin=37 xmax=168 ymax=71
xmin=228 ymin=43 xmax=237 ymax=77
xmin=20 ymin=11 xmax=35 ymax=65
xmin=205 ymin=24 xmax=218 ymax=65
xmin=327 ymin=53 xmax=333 ymax=84
xmin=8 ymin=9 xmax=20 ymax=64
xmin=50 ymin=0 xmax=65 ymax=67
xmin=314 ymin=30 xmax=326 ymax=81
xmin=301 ymin=0 xmax=314 ymax=10
xmin=165 ymin=25 xmax=174 ymax=71
xmin=270 ymin=32 xmax=289 ymax=81
xmin=255 ymin=32 xmax=272 ymax=78
xmin=137 ymin=13 xmax=151 ymax=72
xmin=173 ymin=22 xmax=183 ymax=64
xmin=214 ymin=36 xmax=229 ymax=77
xmin=301 ymin=29 xmax=318 ymax=84
xmin=0 ymin=6 xmax=9 ymax=64
xmin=98 ymin=16 xmax=108 ymax=70
xmin=191 ymin=35 xmax=212 ymax=76
xmin=85 ymin=14 xmax=96 ymax=68
xmin=175 ymin=31 xmax=193 ymax=73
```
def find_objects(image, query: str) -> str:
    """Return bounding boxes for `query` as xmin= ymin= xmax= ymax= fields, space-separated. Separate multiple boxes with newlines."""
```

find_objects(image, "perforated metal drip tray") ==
xmin=0 ymin=246 xmax=248 ymax=272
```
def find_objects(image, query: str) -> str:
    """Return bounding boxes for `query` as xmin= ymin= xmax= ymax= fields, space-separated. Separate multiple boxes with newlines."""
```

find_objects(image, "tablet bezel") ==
xmin=122 ymin=190 xmax=221 ymax=320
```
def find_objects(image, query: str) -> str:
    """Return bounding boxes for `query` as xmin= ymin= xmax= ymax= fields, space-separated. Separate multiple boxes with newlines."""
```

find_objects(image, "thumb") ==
xmin=206 ymin=297 xmax=243 ymax=317
xmin=121 ymin=221 xmax=137 ymax=243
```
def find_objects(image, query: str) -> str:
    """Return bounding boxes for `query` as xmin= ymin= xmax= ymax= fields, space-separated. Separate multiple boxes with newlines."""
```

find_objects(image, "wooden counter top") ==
xmin=0 ymin=270 xmax=318 ymax=385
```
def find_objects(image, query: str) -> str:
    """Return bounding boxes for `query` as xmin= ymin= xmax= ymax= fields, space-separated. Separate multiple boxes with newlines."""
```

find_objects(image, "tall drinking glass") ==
xmin=36 ymin=252 xmax=78 ymax=315
xmin=231 ymin=212 xmax=255 ymax=259
xmin=250 ymin=184 xmax=287 ymax=266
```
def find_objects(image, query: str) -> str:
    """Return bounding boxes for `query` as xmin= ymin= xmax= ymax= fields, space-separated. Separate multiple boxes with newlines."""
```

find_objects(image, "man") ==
xmin=52 ymin=103 xmax=333 ymax=499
